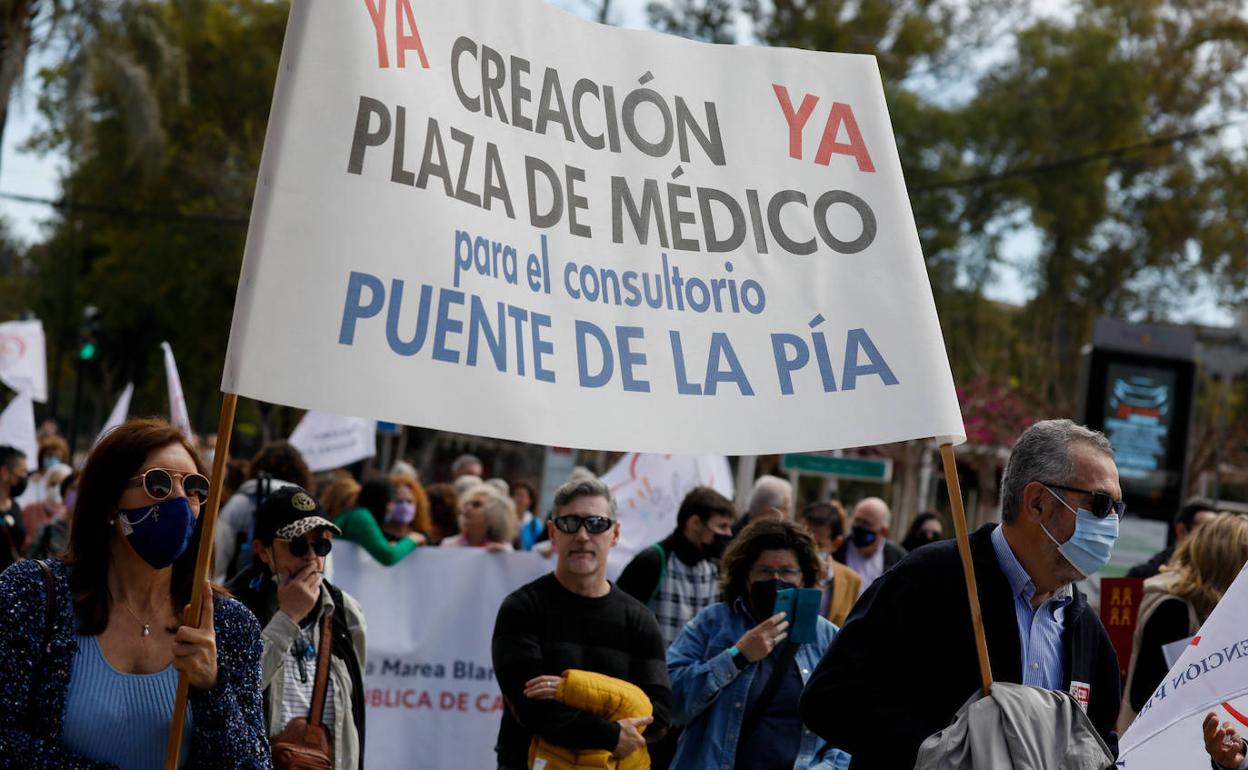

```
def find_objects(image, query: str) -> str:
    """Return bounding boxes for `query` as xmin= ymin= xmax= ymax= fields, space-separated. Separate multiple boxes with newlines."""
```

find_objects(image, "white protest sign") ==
xmin=1117 ymin=565 xmax=1248 ymax=768
xmin=95 ymin=382 xmax=134 ymax=446
xmin=330 ymin=542 xmax=550 ymax=769
xmin=162 ymin=342 xmax=192 ymax=437
xmin=0 ymin=320 xmax=47 ymax=403
xmin=222 ymin=0 xmax=965 ymax=455
xmin=288 ymin=410 xmax=377 ymax=472
xmin=0 ymin=389 xmax=37 ymax=462
xmin=603 ymin=452 xmax=733 ymax=569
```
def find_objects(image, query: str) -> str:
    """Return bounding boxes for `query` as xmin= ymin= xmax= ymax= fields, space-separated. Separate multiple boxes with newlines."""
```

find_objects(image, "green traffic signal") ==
xmin=79 ymin=342 xmax=96 ymax=361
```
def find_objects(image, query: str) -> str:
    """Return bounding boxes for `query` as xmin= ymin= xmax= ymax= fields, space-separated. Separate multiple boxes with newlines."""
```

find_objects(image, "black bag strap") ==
xmin=738 ymin=641 xmax=799 ymax=745
xmin=27 ymin=560 xmax=55 ymax=732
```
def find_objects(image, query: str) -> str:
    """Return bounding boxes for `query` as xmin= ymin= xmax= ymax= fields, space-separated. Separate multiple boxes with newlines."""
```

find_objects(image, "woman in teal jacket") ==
xmin=667 ymin=519 xmax=850 ymax=770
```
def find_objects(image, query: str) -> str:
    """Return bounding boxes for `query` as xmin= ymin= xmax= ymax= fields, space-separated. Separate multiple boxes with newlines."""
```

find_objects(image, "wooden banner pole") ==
xmin=164 ymin=391 xmax=239 ymax=769
xmin=940 ymin=442 xmax=993 ymax=696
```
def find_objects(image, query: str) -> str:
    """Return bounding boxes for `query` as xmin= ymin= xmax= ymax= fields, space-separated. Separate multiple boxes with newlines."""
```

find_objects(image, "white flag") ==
xmin=0 ymin=320 xmax=47 ymax=403
xmin=161 ymin=342 xmax=192 ymax=437
xmin=1117 ymin=564 xmax=1248 ymax=768
xmin=0 ymin=389 xmax=37 ymax=463
xmin=288 ymin=410 xmax=377 ymax=473
xmin=603 ymin=453 xmax=734 ymax=571
xmin=95 ymin=382 xmax=134 ymax=446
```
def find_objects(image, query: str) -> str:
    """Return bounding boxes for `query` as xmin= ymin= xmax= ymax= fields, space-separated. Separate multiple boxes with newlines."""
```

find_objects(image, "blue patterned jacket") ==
xmin=0 ymin=559 xmax=272 ymax=769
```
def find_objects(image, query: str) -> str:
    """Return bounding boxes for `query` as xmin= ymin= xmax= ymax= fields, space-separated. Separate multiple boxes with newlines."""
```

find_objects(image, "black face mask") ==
xmin=704 ymin=532 xmax=732 ymax=560
xmin=850 ymin=525 xmax=878 ymax=548
xmin=749 ymin=578 xmax=798 ymax=620
xmin=904 ymin=529 xmax=939 ymax=552
xmin=6 ymin=474 xmax=26 ymax=499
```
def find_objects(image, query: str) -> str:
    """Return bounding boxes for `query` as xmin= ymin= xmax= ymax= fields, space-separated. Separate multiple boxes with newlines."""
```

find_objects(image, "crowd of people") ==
xmin=0 ymin=417 xmax=1245 ymax=769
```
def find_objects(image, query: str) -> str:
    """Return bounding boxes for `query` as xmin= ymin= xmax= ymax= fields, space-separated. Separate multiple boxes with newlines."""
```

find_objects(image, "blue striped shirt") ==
xmin=61 ymin=635 xmax=192 ymax=770
xmin=990 ymin=524 xmax=1072 ymax=690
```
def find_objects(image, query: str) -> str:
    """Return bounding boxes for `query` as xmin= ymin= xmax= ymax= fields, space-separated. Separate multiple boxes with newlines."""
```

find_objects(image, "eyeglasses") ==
xmin=752 ymin=566 xmax=802 ymax=580
xmin=277 ymin=537 xmax=333 ymax=558
xmin=127 ymin=468 xmax=210 ymax=504
xmin=551 ymin=514 xmax=614 ymax=535
xmin=1041 ymin=483 xmax=1126 ymax=519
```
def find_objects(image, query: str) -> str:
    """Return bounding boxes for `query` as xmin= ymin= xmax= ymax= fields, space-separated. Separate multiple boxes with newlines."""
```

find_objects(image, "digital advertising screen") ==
xmin=1084 ymin=349 xmax=1195 ymax=522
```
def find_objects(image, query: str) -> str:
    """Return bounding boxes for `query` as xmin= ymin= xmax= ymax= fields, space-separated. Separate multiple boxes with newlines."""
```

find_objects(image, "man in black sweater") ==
xmin=801 ymin=419 xmax=1124 ymax=769
xmin=491 ymin=478 xmax=671 ymax=770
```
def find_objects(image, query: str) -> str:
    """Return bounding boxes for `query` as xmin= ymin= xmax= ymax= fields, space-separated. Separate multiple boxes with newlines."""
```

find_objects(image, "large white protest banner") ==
xmin=330 ymin=542 xmax=550 ymax=769
xmin=289 ymin=410 xmax=377 ymax=472
xmin=1116 ymin=565 xmax=1248 ymax=768
xmin=0 ymin=320 xmax=47 ymax=403
xmin=603 ymin=452 xmax=733 ymax=569
xmin=221 ymin=0 xmax=965 ymax=455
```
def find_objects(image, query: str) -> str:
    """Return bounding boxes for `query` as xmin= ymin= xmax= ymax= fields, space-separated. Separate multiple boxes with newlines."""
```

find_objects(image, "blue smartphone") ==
xmin=773 ymin=587 xmax=820 ymax=644
xmin=772 ymin=587 xmax=797 ymax=623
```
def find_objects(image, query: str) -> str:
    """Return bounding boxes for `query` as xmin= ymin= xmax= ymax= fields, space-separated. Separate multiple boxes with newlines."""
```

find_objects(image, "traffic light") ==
xmin=78 ymin=305 xmax=100 ymax=363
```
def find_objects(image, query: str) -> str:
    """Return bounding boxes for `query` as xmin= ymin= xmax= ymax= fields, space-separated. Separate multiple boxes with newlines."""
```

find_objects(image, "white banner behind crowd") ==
xmin=289 ymin=410 xmax=377 ymax=472
xmin=0 ymin=320 xmax=47 ymax=402
xmin=603 ymin=452 xmax=734 ymax=569
xmin=330 ymin=543 xmax=550 ymax=769
xmin=222 ymin=0 xmax=965 ymax=455
xmin=1117 ymin=564 xmax=1248 ymax=768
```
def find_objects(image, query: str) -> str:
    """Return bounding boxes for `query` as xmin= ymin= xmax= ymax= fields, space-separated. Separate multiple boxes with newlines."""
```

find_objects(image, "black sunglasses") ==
xmin=552 ymin=514 xmax=614 ymax=535
xmin=278 ymin=536 xmax=333 ymax=558
xmin=127 ymin=468 xmax=210 ymax=505
xmin=1042 ymin=483 xmax=1126 ymax=519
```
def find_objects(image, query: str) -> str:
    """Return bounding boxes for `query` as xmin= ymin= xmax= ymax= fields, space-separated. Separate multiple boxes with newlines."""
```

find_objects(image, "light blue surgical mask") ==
xmin=1039 ymin=485 xmax=1119 ymax=578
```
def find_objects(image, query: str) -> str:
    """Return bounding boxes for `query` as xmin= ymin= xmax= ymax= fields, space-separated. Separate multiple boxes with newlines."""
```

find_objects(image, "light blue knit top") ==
xmin=61 ymin=635 xmax=192 ymax=770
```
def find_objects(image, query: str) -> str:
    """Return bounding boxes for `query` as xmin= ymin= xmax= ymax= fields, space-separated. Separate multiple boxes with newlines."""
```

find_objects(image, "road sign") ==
xmin=781 ymin=453 xmax=893 ymax=483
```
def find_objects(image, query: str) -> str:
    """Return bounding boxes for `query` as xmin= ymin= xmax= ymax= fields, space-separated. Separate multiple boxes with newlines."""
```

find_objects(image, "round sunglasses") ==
xmin=551 ymin=514 xmax=614 ymax=535
xmin=127 ymin=468 xmax=211 ymax=505
xmin=276 ymin=536 xmax=333 ymax=558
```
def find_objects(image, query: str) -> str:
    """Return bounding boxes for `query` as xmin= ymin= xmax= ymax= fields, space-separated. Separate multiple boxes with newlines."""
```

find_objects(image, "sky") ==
xmin=0 ymin=0 xmax=1235 ymax=326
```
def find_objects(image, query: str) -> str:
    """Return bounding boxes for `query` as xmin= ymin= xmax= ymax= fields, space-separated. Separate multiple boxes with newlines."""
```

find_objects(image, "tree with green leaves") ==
xmin=20 ymin=0 xmax=287 ymax=435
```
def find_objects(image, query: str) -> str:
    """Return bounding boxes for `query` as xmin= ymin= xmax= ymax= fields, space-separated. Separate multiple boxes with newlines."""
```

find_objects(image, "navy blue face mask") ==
xmin=116 ymin=497 xmax=196 ymax=569
xmin=850 ymin=525 xmax=878 ymax=548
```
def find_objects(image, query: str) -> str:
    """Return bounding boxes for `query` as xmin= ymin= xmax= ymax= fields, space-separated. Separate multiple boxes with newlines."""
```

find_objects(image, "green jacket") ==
xmin=334 ymin=506 xmax=418 ymax=565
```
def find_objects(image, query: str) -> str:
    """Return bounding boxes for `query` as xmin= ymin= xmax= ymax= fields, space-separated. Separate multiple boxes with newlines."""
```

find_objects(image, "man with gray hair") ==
xmin=731 ymin=474 xmax=793 ymax=536
xmin=450 ymin=453 xmax=484 ymax=480
xmin=491 ymin=478 xmax=671 ymax=770
xmin=802 ymin=419 xmax=1124 ymax=769
xmin=832 ymin=497 xmax=907 ymax=598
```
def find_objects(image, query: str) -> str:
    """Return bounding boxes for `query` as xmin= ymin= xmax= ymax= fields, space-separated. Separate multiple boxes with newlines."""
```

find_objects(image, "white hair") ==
xmin=452 ymin=474 xmax=483 ymax=496
xmin=390 ymin=460 xmax=418 ymax=479
xmin=747 ymin=475 xmax=792 ymax=516
xmin=486 ymin=477 xmax=510 ymax=495
xmin=853 ymin=497 xmax=892 ymax=528
xmin=451 ymin=454 xmax=482 ymax=474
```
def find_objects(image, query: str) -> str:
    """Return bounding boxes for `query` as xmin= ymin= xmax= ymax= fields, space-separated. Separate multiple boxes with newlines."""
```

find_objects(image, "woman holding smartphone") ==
xmin=666 ymin=519 xmax=850 ymax=770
